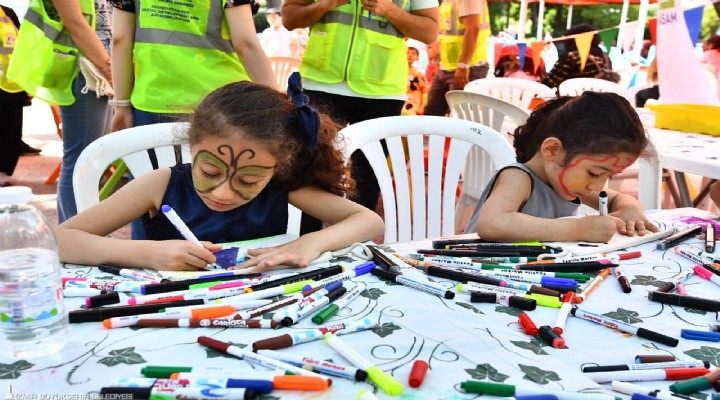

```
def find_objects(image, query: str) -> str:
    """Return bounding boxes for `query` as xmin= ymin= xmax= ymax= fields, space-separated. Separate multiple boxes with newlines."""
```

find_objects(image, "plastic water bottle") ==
xmin=0 ymin=187 xmax=67 ymax=358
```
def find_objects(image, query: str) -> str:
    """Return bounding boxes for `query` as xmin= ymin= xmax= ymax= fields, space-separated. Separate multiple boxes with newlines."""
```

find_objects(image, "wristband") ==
xmin=108 ymin=99 xmax=131 ymax=107
xmin=457 ymin=62 xmax=470 ymax=69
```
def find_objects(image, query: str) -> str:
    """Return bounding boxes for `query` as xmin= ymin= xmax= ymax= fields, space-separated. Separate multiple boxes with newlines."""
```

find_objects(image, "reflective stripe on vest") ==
xmin=23 ymin=7 xmax=75 ymax=48
xmin=439 ymin=0 xmax=490 ymax=71
xmin=300 ymin=0 xmax=409 ymax=96
xmin=130 ymin=0 xmax=250 ymax=113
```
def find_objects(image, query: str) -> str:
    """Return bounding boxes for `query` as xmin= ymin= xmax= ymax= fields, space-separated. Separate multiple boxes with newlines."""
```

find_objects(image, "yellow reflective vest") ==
xmin=301 ymin=0 xmax=409 ymax=96
xmin=0 ymin=7 xmax=23 ymax=93
xmin=131 ymin=0 xmax=250 ymax=114
xmin=7 ymin=0 xmax=94 ymax=105
xmin=439 ymin=0 xmax=491 ymax=71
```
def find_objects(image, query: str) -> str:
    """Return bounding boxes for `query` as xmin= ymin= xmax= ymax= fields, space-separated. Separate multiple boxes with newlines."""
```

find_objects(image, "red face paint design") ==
xmin=557 ymin=154 xmax=637 ymax=199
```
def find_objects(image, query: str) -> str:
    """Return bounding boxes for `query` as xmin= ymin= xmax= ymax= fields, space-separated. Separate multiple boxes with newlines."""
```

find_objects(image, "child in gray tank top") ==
xmin=465 ymin=92 xmax=658 ymax=243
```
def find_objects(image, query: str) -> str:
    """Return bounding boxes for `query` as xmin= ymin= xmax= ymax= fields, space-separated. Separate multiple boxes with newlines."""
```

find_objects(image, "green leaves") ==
xmin=496 ymin=305 xmax=523 ymax=317
xmin=684 ymin=307 xmax=707 ymax=315
xmin=631 ymin=275 xmax=666 ymax=288
xmin=603 ymin=308 xmax=643 ymax=324
xmin=464 ymin=363 xmax=509 ymax=382
xmin=684 ymin=346 xmax=720 ymax=367
xmin=371 ymin=322 xmax=401 ymax=338
xmin=511 ymin=339 xmax=549 ymax=355
xmin=98 ymin=347 xmax=146 ymax=367
xmin=456 ymin=302 xmax=485 ymax=315
xmin=206 ymin=342 xmax=247 ymax=359
xmin=361 ymin=288 xmax=386 ymax=300
xmin=519 ymin=364 xmax=561 ymax=384
xmin=0 ymin=360 xmax=34 ymax=379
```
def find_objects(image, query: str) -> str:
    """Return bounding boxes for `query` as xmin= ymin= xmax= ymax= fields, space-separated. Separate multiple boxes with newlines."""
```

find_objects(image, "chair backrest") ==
xmin=558 ymin=77 xmax=632 ymax=103
xmin=464 ymin=77 xmax=557 ymax=110
xmin=73 ymin=122 xmax=301 ymax=236
xmin=340 ymin=116 xmax=515 ymax=243
xmin=445 ymin=90 xmax=527 ymax=201
xmin=269 ymin=57 xmax=301 ymax=92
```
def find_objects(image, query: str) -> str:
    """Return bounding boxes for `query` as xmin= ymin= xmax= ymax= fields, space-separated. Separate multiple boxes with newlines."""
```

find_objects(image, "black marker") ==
xmin=648 ymin=291 xmax=720 ymax=312
xmin=656 ymin=225 xmax=702 ymax=250
xmin=706 ymin=223 xmax=716 ymax=253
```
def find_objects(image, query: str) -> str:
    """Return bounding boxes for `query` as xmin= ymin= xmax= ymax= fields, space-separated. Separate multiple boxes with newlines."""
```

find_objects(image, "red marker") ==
xmin=553 ymin=291 xmax=576 ymax=335
xmin=518 ymin=313 xmax=539 ymax=336
xmin=408 ymin=360 xmax=429 ymax=388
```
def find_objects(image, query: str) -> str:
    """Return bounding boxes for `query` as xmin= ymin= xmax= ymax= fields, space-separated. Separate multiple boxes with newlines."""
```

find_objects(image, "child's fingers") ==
xmin=201 ymin=241 xmax=223 ymax=252
xmin=187 ymin=245 xmax=217 ymax=266
xmin=247 ymin=247 xmax=275 ymax=256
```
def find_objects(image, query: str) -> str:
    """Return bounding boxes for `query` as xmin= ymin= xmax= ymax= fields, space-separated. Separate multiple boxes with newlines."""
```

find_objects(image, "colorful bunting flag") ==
xmin=598 ymin=28 xmax=618 ymax=55
xmin=517 ymin=43 xmax=527 ymax=70
xmin=574 ymin=32 xmax=594 ymax=72
xmin=530 ymin=41 xmax=546 ymax=74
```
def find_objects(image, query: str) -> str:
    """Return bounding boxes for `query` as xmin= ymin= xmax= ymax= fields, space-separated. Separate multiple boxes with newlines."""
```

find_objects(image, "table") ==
xmin=2 ymin=209 xmax=719 ymax=399
xmin=638 ymin=127 xmax=720 ymax=210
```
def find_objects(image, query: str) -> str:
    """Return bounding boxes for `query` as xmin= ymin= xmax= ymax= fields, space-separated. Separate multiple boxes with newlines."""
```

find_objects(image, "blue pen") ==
xmin=630 ymin=394 xmax=657 ymax=400
xmin=680 ymin=329 xmax=720 ymax=342
xmin=514 ymin=395 xmax=559 ymax=400
xmin=302 ymin=262 xmax=375 ymax=291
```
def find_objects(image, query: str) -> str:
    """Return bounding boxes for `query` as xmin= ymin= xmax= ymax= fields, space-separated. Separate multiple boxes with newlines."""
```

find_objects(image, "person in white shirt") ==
xmin=261 ymin=8 xmax=300 ymax=58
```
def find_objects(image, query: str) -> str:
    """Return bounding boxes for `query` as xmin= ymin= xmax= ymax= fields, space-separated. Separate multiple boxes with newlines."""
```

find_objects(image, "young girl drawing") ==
xmin=57 ymin=74 xmax=385 ymax=271
xmin=464 ymin=91 xmax=658 ymax=242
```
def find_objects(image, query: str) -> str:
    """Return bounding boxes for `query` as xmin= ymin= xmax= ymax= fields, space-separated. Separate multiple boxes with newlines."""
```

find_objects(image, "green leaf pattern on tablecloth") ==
xmin=511 ymin=340 xmax=549 ymax=355
xmin=464 ymin=363 xmax=510 ymax=382
xmin=496 ymin=305 xmax=523 ymax=316
xmin=631 ymin=275 xmax=666 ymax=288
xmin=97 ymin=347 xmax=146 ymax=367
xmin=456 ymin=302 xmax=484 ymax=315
xmin=0 ymin=360 xmax=34 ymax=379
xmin=519 ymin=364 xmax=561 ymax=384
xmin=684 ymin=307 xmax=707 ymax=315
xmin=206 ymin=342 xmax=247 ymax=359
xmin=684 ymin=346 xmax=720 ymax=367
xmin=371 ymin=322 xmax=401 ymax=338
xmin=602 ymin=308 xmax=643 ymax=324
xmin=361 ymin=288 xmax=386 ymax=300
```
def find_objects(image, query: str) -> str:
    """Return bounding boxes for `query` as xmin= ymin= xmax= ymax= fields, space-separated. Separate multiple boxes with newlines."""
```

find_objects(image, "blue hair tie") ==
xmin=287 ymin=72 xmax=320 ymax=147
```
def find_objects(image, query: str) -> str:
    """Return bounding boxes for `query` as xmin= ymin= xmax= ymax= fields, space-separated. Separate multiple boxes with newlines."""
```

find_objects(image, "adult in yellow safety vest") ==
xmin=109 ymin=0 xmax=276 ymax=132
xmin=424 ymin=0 xmax=491 ymax=116
xmin=282 ymin=0 xmax=439 ymax=233
xmin=0 ymin=5 xmax=28 ymax=186
xmin=8 ymin=0 xmax=114 ymax=222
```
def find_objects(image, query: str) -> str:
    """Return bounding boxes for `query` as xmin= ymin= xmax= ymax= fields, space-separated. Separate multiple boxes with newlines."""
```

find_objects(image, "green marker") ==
xmin=669 ymin=368 xmax=720 ymax=394
xmin=312 ymin=285 xmax=364 ymax=324
xmin=187 ymin=280 xmax=223 ymax=290
xmin=140 ymin=365 xmax=291 ymax=378
xmin=460 ymin=380 xmax=622 ymax=399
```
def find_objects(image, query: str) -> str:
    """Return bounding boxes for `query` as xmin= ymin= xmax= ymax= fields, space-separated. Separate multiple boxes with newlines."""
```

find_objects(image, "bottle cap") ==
xmin=0 ymin=186 xmax=32 ymax=205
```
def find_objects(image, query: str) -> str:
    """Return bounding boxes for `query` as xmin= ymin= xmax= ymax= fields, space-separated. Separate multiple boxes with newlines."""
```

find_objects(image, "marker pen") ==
xmin=325 ymin=332 xmax=404 ymax=395
xmin=584 ymin=367 xmax=710 ymax=383
xmin=668 ymin=367 xmax=720 ymax=394
xmin=272 ymin=281 xmax=343 ymax=322
xmin=140 ymin=273 xmax=264 ymax=295
xmin=141 ymin=365 xmax=274 ymax=379
xmin=370 ymin=267 xmax=454 ymax=299
xmin=656 ymin=225 xmax=702 ymax=250
xmin=202 ymin=273 xmax=296 ymax=290
xmin=119 ymin=269 xmax=162 ymax=283
xmin=170 ymin=372 xmax=284 ymax=380
xmin=674 ymin=245 xmax=720 ymax=266
xmin=482 ymin=269 xmax=578 ymax=289
xmin=411 ymin=264 xmax=502 ymax=287
xmin=648 ymin=291 xmax=720 ymax=312
xmin=694 ymin=265 xmax=720 ymax=288
xmin=583 ymin=360 xmax=710 ymax=372
xmin=707 ymin=223 xmax=716 ymax=253
xmin=517 ymin=261 xmax=616 ymax=273
xmin=553 ymin=292 xmax=575 ymax=334
xmin=469 ymin=291 xmax=536 ymax=311
xmin=257 ymin=349 xmax=368 ymax=381
xmin=577 ymin=268 xmax=612 ymax=303
xmin=110 ymin=377 xmax=273 ymax=393
xmin=62 ymin=287 xmax=105 ymax=297
xmin=459 ymin=380 xmax=621 ymax=399
xmin=252 ymin=318 xmax=377 ymax=351
xmin=570 ymin=307 xmax=679 ymax=347
xmin=610 ymin=380 xmax=696 ymax=400
xmin=100 ymin=386 xmax=256 ymax=400
xmin=139 ymin=317 xmax=279 ymax=329
xmin=680 ymin=329 xmax=720 ymax=342
xmin=612 ymin=266 xmax=632 ymax=293
xmin=312 ymin=284 xmax=364 ymax=324
xmin=280 ymin=286 xmax=347 ymax=327
xmin=301 ymin=262 xmax=375 ymax=290
xmin=161 ymin=205 xmax=221 ymax=270
xmin=102 ymin=305 xmax=236 ymax=329
xmin=158 ymin=299 xmax=272 ymax=314
xmin=537 ymin=325 xmax=565 ymax=348
xmin=529 ymin=252 xmax=641 ymax=264
xmin=198 ymin=336 xmax=324 ymax=378
xmin=245 ymin=265 xmax=343 ymax=292
xmin=599 ymin=190 xmax=608 ymax=215
xmin=657 ymin=267 xmax=695 ymax=293
xmin=65 ymin=278 xmax=153 ymax=293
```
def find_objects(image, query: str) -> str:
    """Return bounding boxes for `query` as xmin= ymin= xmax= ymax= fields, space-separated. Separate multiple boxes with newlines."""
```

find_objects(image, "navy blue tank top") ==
xmin=144 ymin=164 xmax=289 ymax=243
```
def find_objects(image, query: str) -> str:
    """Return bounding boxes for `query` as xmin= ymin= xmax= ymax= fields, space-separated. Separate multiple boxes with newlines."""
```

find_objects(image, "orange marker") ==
xmin=272 ymin=375 xmax=331 ymax=391
xmin=102 ymin=305 xmax=235 ymax=329
xmin=576 ymin=268 xmax=612 ymax=303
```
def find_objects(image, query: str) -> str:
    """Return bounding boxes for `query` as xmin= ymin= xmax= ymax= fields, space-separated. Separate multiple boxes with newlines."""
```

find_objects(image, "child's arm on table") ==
xmin=579 ymin=189 xmax=659 ymax=236
xmin=56 ymin=169 xmax=220 ymax=271
xmin=234 ymin=186 xmax=385 ymax=272
xmin=475 ymin=168 xmax=617 ymax=243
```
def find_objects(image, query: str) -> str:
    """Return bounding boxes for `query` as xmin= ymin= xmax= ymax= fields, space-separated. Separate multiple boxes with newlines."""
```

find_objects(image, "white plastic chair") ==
xmin=464 ymin=78 xmax=557 ymax=110
xmin=269 ymin=57 xmax=301 ymax=93
xmin=445 ymin=91 xmax=527 ymax=233
xmin=73 ymin=122 xmax=302 ymax=236
xmin=340 ymin=116 xmax=515 ymax=243
xmin=558 ymin=77 xmax=632 ymax=104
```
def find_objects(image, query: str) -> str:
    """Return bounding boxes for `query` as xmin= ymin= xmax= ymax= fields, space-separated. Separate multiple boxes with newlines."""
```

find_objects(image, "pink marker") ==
xmin=694 ymin=265 xmax=720 ymax=288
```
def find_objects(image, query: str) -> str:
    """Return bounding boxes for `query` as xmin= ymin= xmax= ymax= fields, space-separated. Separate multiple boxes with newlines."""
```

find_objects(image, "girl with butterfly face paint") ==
xmin=57 ymin=74 xmax=385 ymax=271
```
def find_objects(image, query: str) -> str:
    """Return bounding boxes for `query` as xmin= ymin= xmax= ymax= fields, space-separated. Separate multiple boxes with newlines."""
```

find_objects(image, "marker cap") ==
xmin=353 ymin=261 xmax=376 ymax=275
xmin=618 ymin=251 xmax=641 ymax=260
xmin=311 ymin=304 xmax=340 ymax=325
xmin=460 ymin=380 xmax=514 ymax=396
xmin=86 ymin=292 xmax=120 ymax=308
xmin=668 ymin=376 xmax=711 ymax=394
xmin=630 ymin=394 xmax=657 ymax=400
xmin=366 ymin=365 xmax=404 ymax=395
xmin=469 ymin=291 xmax=497 ymax=303
xmin=634 ymin=354 xmax=676 ymax=364
xmin=408 ymin=360 xmax=428 ymax=388
xmin=69 ymin=299 xmax=205 ymax=323
xmin=272 ymin=375 xmax=330 ymax=391
xmin=226 ymin=378 xmax=275 ymax=393
xmin=526 ymin=293 xmax=562 ymax=308
xmin=141 ymin=366 xmax=192 ymax=378
xmin=508 ymin=296 xmax=536 ymax=311
xmin=518 ymin=313 xmax=539 ymax=336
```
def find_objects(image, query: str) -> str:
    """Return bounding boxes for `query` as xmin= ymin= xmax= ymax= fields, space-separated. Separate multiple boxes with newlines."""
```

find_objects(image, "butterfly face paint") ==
xmin=192 ymin=144 xmax=276 ymax=203
xmin=556 ymin=153 xmax=636 ymax=200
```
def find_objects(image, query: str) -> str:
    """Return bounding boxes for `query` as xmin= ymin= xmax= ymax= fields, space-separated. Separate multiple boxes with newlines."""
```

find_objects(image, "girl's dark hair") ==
xmin=513 ymin=92 xmax=653 ymax=165
xmin=187 ymin=81 xmax=352 ymax=197
xmin=707 ymin=35 xmax=720 ymax=50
